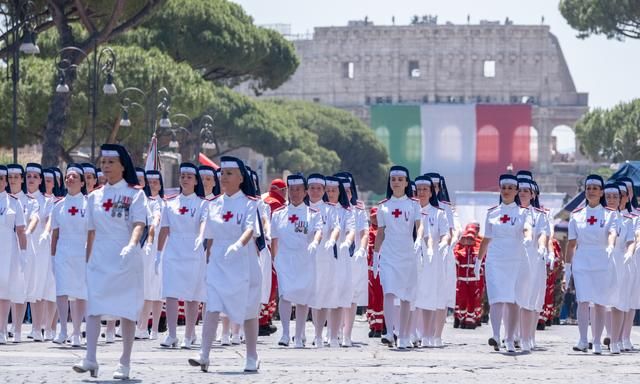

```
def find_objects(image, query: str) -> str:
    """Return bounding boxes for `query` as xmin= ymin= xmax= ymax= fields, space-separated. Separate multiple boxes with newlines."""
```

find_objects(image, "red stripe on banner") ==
xmin=198 ymin=153 xmax=220 ymax=169
xmin=474 ymin=105 xmax=531 ymax=191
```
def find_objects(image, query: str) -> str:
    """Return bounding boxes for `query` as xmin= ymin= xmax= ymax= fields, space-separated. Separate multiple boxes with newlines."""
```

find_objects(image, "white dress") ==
xmin=160 ymin=193 xmax=207 ymax=302
xmin=351 ymin=201 xmax=369 ymax=306
xmin=13 ymin=191 xmax=39 ymax=303
xmin=377 ymin=195 xmax=422 ymax=302
xmin=86 ymin=180 xmax=147 ymax=321
xmin=415 ymin=204 xmax=449 ymax=311
xmin=50 ymin=193 xmax=88 ymax=300
xmin=143 ymin=196 xmax=163 ymax=301
xmin=257 ymin=199 xmax=273 ymax=304
xmin=203 ymin=190 xmax=261 ymax=324
xmin=609 ymin=212 xmax=635 ymax=311
xmin=484 ymin=202 xmax=528 ymax=305
xmin=272 ymin=202 xmax=323 ymax=306
xmin=516 ymin=206 xmax=550 ymax=311
xmin=334 ymin=204 xmax=356 ymax=308
xmin=439 ymin=201 xmax=459 ymax=308
xmin=309 ymin=200 xmax=340 ymax=309
xmin=0 ymin=192 xmax=25 ymax=302
xmin=568 ymin=205 xmax=616 ymax=306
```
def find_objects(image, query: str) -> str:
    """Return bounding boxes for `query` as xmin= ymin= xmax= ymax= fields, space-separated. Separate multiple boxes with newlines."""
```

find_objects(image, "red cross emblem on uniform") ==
xmin=68 ymin=206 xmax=79 ymax=216
xmin=289 ymin=214 xmax=299 ymax=223
xmin=587 ymin=215 xmax=597 ymax=225
xmin=391 ymin=209 xmax=402 ymax=218
xmin=222 ymin=211 xmax=234 ymax=222
xmin=103 ymin=199 xmax=113 ymax=212
xmin=500 ymin=214 xmax=510 ymax=223
xmin=178 ymin=206 xmax=188 ymax=215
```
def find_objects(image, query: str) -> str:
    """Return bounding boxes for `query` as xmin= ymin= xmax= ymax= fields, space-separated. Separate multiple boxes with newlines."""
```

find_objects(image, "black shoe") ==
xmin=488 ymin=337 xmax=500 ymax=351
xmin=453 ymin=318 xmax=460 ymax=328
xmin=258 ymin=325 xmax=272 ymax=336
xmin=268 ymin=324 xmax=278 ymax=335
xmin=460 ymin=323 xmax=467 ymax=329
xmin=373 ymin=330 xmax=382 ymax=338
xmin=603 ymin=337 xmax=611 ymax=349
xmin=537 ymin=322 xmax=546 ymax=331
xmin=465 ymin=323 xmax=476 ymax=330
xmin=546 ymin=319 xmax=552 ymax=327
xmin=368 ymin=329 xmax=375 ymax=338
xmin=476 ymin=321 xmax=482 ymax=327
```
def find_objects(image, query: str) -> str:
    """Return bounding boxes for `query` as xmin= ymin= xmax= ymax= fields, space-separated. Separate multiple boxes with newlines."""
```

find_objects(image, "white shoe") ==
xmin=397 ymin=338 xmax=410 ymax=349
xmin=181 ymin=337 xmax=193 ymax=349
xmin=105 ymin=330 xmax=115 ymax=344
xmin=27 ymin=330 xmax=37 ymax=339
xmin=149 ymin=331 xmax=159 ymax=340
xmin=115 ymin=327 xmax=122 ymax=338
xmin=231 ymin=334 xmax=241 ymax=345
xmin=294 ymin=338 xmax=304 ymax=348
xmin=314 ymin=337 xmax=324 ymax=348
xmin=112 ymin=363 xmax=130 ymax=380
xmin=622 ymin=339 xmax=634 ymax=351
xmin=505 ymin=340 xmax=516 ymax=353
xmin=277 ymin=334 xmax=289 ymax=347
xmin=329 ymin=338 xmax=340 ymax=348
xmin=52 ymin=333 xmax=68 ymax=345
xmin=188 ymin=353 xmax=210 ymax=372
xmin=32 ymin=329 xmax=43 ymax=342
xmin=221 ymin=333 xmax=231 ymax=346
xmin=244 ymin=357 xmax=260 ymax=372
xmin=70 ymin=334 xmax=82 ymax=347
xmin=420 ymin=337 xmax=429 ymax=348
xmin=160 ymin=335 xmax=179 ymax=348
xmin=381 ymin=334 xmax=395 ymax=346
xmin=72 ymin=359 xmax=99 ymax=378
xmin=611 ymin=342 xmax=621 ymax=354
xmin=13 ymin=332 xmax=21 ymax=343
xmin=593 ymin=343 xmax=602 ymax=355
xmin=44 ymin=330 xmax=55 ymax=341
xmin=341 ymin=337 xmax=352 ymax=348
xmin=521 ymin=339 xmax=531 ymax=352
xmin=135 ymin=328 xmax=149 ymax=340
xmin=573 ymin=341 xmax=588 ymax=352
xmin=433 ymin=337 xmax=443 ymax=348
xmin=0 ymin=332 xmax=6 ymax=345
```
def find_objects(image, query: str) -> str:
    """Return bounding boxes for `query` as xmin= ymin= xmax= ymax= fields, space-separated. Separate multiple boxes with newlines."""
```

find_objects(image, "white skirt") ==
xmin=379 ymin=241 xmax=418 ymax=302
xmin=351 ymin=252 xmax=368 ymax=306
xmin=161 ymin=234 xmax=206 ymax=302
xmin=54 ymin=236 xmax=87 ymax=300
xmin=609 ymin=250 xmax=634 ymax=311
xmin=259 ymin=246 xmax=272 ymax=304
xmin=275 ymin=246 xmax=316 ymax=306
xmin=311 ymin=244 xmax=341 ymax=309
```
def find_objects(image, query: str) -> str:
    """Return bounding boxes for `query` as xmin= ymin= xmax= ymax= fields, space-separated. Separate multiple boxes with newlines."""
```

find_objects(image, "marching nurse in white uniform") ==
xmin=136 ymin=169 xmax=165 ymax=340
xmin=604 ymin=181 xmax=634 ymax=354
xmin=413 ymin=175 xmax=449 ymax=348
xmin=157 ymin=163 xmax=207 ymax=349
xmin=373 ymin=165 xmax=423 ymax=349
xmin=564 ymin=174 xmax=616 ymax=355
xmin=73 ymin=144 xmax=147 ymax=380
xmin=272 ymin=174 xmax=323 ymax=348
xmin=50 ymin=164 xmax=89 ymax=347
xmin=6 ymin=164 xmax=37 ymax=343
xmin=199 ymin=165 xmax=220 ymax=199
xmin=189 ymin=156 xmax=262 ymax=372
xmin=477 ymin=174 xmax=531 ymax=353
xmin=0 ymin=166 xmax=28 ymax=344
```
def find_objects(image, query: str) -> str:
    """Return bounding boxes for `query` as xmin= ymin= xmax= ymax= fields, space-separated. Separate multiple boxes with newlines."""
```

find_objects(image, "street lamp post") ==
xmin=56 ymin=42 xmax=118 ymax=162
xmin=118 ymin=87 xmax=146 ymax=128
xmin=1 ymin=0 xmax=42 ymax=163
xmin=199 ymin=114 xmax=216 ymax=152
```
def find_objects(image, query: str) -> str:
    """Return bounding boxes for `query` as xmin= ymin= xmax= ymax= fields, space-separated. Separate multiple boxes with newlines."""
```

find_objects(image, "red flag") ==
xmin=198 ymin=153 xmax=219 ymax=169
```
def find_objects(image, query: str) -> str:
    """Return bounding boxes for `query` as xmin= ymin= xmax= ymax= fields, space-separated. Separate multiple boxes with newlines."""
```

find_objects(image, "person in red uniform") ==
xmin=466 ymin=222 xmax=486 ymax=327
xmin=258 ymin=179 xmax=287 ymax=336
xmin=366 ymin=207 xmax=385 ymax=337
xmin=539 ymin=239 xmax=562 ymax=329
xmin=454 ymin=226 xmax=483 ymax=329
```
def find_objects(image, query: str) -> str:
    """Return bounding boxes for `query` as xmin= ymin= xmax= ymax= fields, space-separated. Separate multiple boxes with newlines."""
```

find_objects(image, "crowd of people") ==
xmin=0 ymin=143 xmax=639 ymax=380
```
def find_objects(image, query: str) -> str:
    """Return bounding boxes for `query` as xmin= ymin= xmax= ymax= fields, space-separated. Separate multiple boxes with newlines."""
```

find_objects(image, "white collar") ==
xmin=105 ymin=179 xmax=127 ymax=190
xmin=290 ymin=202 xmax=306 ymax=208
xmin=181 ymin=192 xmax=197 ymax=199
xmin=225 ymin=190 xmax=244 ymax=200
xmin=309 ymin=200 xmax=324 ymax=207
xmin=501 ymin=201 xmax=517 ymax=208
xmin=390 ymin=195 xmax=407 ymax=201
xmin=67 ymin=192 xmax=83 ymax=198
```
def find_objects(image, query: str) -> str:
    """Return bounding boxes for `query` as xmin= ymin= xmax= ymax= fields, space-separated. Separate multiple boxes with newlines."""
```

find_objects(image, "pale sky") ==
xmin=233 ymin=0 xmax=640 ymax=110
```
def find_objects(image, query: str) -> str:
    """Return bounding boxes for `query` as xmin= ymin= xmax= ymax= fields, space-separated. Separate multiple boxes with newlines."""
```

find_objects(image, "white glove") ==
xmin=372 ymin=251 xmax=380 ymax=278
xmin=624 ymin=251 xmax=633 ymax=265
xmin=523 ymin=238 xmax=532 ymax=248
xmin=265 ymin=236 xmax=272 ymax=247
xmin=426 ymin=246 xmax=435 ymax=263
xmin=354 ymin=247 xmax=365 ymax=261
xmin=38 ymin=231 xmax=50 ymax=246
xmin=224 ymin=240 xmax=243 ymax=259
xmin=606 ymin=246 xmax=614 ymax=260
xmin=19 ymin=249 xmax=28 ymax=270
xmin=308 ymin=241 xmax=319 ymax=255
xmin=564 ymin=263 xmax=572 ymax=284
xmin=193 ymin=235 xmax=204 ymax=252
xmin=324 ymin=238 xmax=336 ymax=251
xmin=537 ymin=246 xmax=547 ymax=261
xmin=119 ymin=244 xmax=135 ymax=262
xmin=413 ymin=238 xmax=423 ymax=253
xmin=473 ymin=258 xmax=482 ymax=279
xmin=154 ymin=251 xmax=162 ymax=275
xmin=144 ymin=242 xmax=152 ymax=256
xmin=548 ymin=256 xmax=556 ymax=271
xmin=339 ymin=240 xmax=350 ymax=252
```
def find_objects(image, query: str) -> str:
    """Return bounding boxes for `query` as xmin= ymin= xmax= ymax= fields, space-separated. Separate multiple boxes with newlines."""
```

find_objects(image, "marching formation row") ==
xmin=0 ymin=143 xmax=638 ymax=380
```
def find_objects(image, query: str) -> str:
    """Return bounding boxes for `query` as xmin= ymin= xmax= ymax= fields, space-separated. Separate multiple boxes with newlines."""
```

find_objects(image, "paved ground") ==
xmin=2 ymin=316 xmax=640 ymax=383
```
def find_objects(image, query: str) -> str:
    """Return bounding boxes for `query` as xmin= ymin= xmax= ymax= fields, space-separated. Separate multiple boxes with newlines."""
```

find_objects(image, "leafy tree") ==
xmin=575 ymin=99 xmax=640 ymax=162
xmin=116 ymin=0 xmax=299 ymax=92
xmin=559 ymin=0 xmax=640 ymax=39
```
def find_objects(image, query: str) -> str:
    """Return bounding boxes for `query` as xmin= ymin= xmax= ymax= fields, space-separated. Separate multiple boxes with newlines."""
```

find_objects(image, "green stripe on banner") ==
xmin=370 ymin=105 xmax=422 ymax=179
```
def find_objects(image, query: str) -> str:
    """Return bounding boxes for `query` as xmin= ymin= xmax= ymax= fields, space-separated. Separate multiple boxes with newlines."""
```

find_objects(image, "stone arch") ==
xmin=476 ymin=125 xmax=499 ymax=163
xmin=551 ymin=124 xmax=576 ymax=162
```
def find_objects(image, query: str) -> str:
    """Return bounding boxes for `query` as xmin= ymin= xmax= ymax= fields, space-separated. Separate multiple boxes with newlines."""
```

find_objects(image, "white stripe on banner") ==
xmin=420 ymin=104 xmax=477 ymax=195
